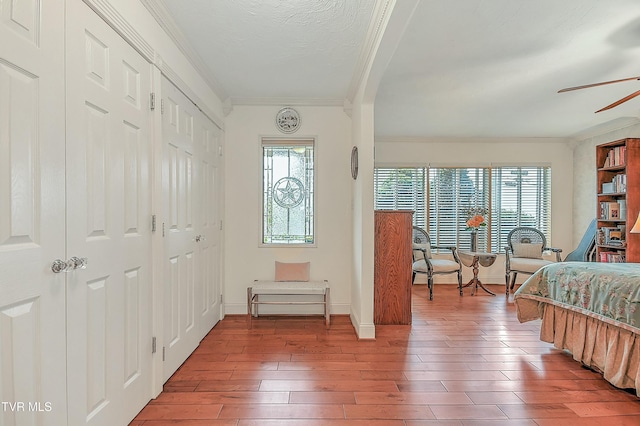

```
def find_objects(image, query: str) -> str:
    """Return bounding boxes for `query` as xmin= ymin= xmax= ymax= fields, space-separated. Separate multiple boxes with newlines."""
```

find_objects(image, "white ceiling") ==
xmin=157 ymin=0 xmax=640 ymax=139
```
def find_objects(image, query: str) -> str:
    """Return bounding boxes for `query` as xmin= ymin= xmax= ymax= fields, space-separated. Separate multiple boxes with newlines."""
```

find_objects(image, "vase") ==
xmin=470 ymin=231 xmax=478 ymax=252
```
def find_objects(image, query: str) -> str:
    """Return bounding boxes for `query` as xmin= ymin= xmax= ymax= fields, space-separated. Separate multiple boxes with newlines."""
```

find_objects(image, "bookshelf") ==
xmin=596 ymin=138 xmax=640 ymax=262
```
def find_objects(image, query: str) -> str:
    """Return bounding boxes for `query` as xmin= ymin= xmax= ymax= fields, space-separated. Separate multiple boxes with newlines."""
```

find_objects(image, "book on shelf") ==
xmin=603 ymin=146 xmax=626 ymax=167
xmin=601 ymin=174 xmax=627 ymax=194
xmin=599 ymin=201 xmax=620 ymax=220
xmin=614 ymin=174 xmax=627 ymax=192
xmin=599 ymin=251 xmax=625 ymax=263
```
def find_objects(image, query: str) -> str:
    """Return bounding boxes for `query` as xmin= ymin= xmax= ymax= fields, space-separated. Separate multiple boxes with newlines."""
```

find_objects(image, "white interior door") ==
xmin=161 ymin=77 xmax=202 ymax=380
xmin=65 ymin=2 xmax=154 ymax=425
xmin=197 ymin=118 xmax=222 ymax=338
xmin=0 ymin=1 xmax=67 ymax=425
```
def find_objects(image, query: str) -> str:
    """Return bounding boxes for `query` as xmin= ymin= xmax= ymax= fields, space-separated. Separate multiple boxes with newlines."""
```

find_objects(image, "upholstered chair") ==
xmin=412 ymin=226 xmax=463 ymax=300
xmin=504 ymin=227 xmax=562 ymax=296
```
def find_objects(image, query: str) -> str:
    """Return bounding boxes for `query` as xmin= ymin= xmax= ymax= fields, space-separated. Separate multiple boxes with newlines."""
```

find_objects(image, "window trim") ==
xmin=260 ymin=137 xmax=317 ymax=247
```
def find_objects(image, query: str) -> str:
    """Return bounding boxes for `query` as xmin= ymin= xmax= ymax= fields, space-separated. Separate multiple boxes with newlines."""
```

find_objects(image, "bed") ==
xmin=513 ymin=262 xmax=640 ymax=396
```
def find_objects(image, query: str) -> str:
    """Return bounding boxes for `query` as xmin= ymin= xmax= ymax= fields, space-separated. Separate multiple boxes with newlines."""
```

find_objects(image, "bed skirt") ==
xmin=540 ymin=304 xmax=639 ymax=396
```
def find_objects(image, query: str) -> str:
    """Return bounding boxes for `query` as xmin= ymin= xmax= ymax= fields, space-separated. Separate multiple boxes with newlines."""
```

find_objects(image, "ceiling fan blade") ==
xmin=595 ymin=89 xmax=640 ymax=113
xmin=558 ymin=76 xmax=640 ymax=93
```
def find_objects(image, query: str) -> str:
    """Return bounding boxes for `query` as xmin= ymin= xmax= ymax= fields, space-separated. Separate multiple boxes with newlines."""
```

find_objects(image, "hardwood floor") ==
xmin=131 ymin=284 xmax=640 ymax=425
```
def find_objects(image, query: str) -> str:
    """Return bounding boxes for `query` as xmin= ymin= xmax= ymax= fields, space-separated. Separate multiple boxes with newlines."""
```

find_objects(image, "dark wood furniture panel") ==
xmin=596 ymin=138 xmax=640 ymax=263
xmin=374 ymin=210 xmax=413 ymax=324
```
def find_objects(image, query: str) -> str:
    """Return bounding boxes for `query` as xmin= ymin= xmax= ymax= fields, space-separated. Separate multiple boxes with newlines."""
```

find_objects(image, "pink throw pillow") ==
xmin=274 ymin=261 xmax=310 ymax=282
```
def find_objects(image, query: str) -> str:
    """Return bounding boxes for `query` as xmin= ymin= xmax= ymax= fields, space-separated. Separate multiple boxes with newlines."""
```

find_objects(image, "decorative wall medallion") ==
xmin=351 ymin=146 xmax=359 ymax=180
xmin=273 ymin=177 xmax=305 ymax=208
xmin=275 ymin=107 xmax=301 ymax=134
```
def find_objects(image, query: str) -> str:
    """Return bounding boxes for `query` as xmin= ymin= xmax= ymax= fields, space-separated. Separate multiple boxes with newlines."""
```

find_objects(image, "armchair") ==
xmin=505 ymin=227 xmax=562 ymax=296
xmin=412 ymin=226 xmax=463 ymax=300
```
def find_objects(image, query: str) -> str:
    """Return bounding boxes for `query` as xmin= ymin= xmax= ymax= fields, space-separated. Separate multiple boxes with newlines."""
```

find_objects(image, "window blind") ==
xmin=374 ymin=165 xmax=552 ymax=253
xmin=428 ymin=168 xmax=490 ymax=250
xmin=373 ymin=168 xmax=426 ymax=227
xmin=491 ymin=166 xmax=551 ymax=252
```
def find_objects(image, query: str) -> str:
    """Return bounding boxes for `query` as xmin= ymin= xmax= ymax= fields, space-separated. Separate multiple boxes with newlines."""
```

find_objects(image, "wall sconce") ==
xmin=631 ymin=212 xmax=640 ymax=233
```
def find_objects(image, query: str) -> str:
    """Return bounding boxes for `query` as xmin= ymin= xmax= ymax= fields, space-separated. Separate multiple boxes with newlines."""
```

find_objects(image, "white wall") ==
xmin=223 ymin=105 xmax=353 ymax=314
xmin=374 ymin=137 xmax=574 ymax=286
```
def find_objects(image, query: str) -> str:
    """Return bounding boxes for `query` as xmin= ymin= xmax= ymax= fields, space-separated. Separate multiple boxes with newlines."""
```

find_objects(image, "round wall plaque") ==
xmin=275 ymin=107 xmax=301 ymax=134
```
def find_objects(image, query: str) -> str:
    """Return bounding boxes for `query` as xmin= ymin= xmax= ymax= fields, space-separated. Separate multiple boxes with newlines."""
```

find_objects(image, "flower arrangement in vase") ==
xmin=463 ymin=206 xmax=488 ymax=251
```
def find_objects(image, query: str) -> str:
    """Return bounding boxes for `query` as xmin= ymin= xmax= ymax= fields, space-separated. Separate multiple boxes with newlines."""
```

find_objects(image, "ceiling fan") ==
xmin=558 ymin=76 xmax=640 ymax=113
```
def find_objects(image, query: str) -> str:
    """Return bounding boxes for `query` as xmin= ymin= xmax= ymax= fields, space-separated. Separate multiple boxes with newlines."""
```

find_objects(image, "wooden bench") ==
xmin=247 ymin=280 xmax=330 ymax=328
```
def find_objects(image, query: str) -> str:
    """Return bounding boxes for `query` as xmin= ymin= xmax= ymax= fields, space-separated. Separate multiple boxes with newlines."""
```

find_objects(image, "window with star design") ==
xmin=262 ymin=139 xmax=314 ymax=244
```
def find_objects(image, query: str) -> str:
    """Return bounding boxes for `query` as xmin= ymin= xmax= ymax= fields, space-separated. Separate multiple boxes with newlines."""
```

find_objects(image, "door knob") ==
xmin=51 ymin=259 xmax=68 ymax=273
xmin=68 ymin=256 xmax=88 ymax=270
xmin=51 ymin=257 xmax=88 ymax=273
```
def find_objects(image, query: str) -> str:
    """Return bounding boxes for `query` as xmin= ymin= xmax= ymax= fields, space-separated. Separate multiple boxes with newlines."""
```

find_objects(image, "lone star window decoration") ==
xmin=273 ymin=177 xmax=305 ymax=208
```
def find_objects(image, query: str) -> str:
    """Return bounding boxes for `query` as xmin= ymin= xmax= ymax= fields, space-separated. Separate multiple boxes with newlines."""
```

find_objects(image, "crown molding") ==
xmin=343 ymin=99 xmax=353 ymax=118
xmin=375 ymin=136 xmax=570 ymax=144
xmin=83 ymin=0 xmax=154 ymax=62
xmin=156 ymin=56 xmax=224 ymax=130
xmin=223 ymin=98 xmax=234 ymax=117
xmin=346 ymin=0 xmax=395 ymax=102
xmin=569 ymin=117 xmax=640 ymax=141
xmin=140 ymin=0 xmax=228 ymax=102
xmin=82 ymin=0 xmax=224 ymax=129
xmin=229 ymin=97 xmax=345 ymax=107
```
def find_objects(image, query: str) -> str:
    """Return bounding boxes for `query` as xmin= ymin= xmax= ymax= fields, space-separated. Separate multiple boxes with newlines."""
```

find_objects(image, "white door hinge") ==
xmin=162 ymin=222 xmax=165 ymax=237
xmin=150 ymin=93 xmax=156 ymax=110
xmin=151 ymin=215 xmax=156 ymax=232
xmin=152 ymin=336 xmax=157 ymax=354
xmin=162 ymin=347 xmax=165 ymax=361
xmin=160 ymin=99 xmax=165 ymax=114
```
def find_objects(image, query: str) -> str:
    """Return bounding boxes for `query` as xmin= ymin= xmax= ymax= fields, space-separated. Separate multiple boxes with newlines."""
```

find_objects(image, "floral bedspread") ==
xmin=514 ymin=262 xmax=640 ymax=333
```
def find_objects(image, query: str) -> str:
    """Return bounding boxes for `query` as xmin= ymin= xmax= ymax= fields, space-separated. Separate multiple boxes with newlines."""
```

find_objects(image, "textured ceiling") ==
xmin=158 ymin=0 xmax=640 ymax=139
xmin=162 ymin=0 xmax=375 ymax=101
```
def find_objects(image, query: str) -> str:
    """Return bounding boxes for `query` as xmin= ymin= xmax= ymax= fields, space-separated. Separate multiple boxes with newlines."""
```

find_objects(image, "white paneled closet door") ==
xmin=161 ymin=78 xmax=202 ymax=381
xmin=0 ymin=0 xmax=67 ymax=425
xmin=65 ymin=1 xmax=154 ymax=425
xmin=197 ymin=113 xmax=222 ymax=338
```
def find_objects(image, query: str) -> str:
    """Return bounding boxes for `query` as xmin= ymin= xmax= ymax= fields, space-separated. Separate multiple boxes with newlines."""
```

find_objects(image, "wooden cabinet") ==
xmin=596 ymin=138 xmax=640 ymax=262
xmin=374 ymin=210 xmax=413 ymax=324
